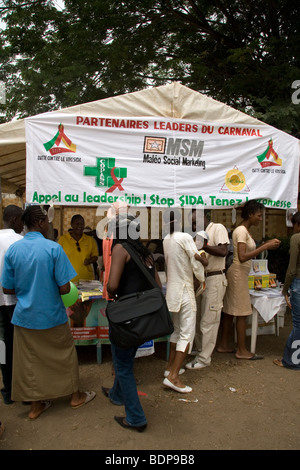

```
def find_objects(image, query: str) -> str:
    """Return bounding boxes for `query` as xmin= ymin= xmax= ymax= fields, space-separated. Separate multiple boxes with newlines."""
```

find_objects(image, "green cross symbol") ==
xmin=84 ymin=157 xmax=127 ymax=188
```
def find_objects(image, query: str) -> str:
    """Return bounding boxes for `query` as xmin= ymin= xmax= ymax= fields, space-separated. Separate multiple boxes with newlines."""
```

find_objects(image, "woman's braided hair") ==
xmin=22 ymin=205 xmax=47 ymax=229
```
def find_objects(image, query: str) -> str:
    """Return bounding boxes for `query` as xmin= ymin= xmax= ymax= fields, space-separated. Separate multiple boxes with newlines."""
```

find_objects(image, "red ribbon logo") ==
xmin=106 ymin=167 xmax=125 ymax=192
xmin=44 ymin=123 xmax=77 ymax=155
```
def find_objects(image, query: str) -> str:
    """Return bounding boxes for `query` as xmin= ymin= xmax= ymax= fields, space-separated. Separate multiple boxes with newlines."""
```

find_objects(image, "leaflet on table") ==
xmin=77 ymin=280 xmax=103 ymax=301
xmin=77 ymin=280 xmax=103 ymax=290
xmin=80 ymin=291 xmax=103 ymax=302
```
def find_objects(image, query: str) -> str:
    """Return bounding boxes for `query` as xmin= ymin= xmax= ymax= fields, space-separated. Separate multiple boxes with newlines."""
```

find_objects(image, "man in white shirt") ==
xmin=186 ymin=210 xmax=229 ymax=370
xmin=163 ymin=209 xmax=205 ymax=393
xmin=0 ymin=205 xmax=23 ymax=404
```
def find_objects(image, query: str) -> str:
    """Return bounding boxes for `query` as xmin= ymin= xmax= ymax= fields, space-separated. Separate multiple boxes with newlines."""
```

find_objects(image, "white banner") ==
xmin=25 ymin=114 xmax=300 ymax=209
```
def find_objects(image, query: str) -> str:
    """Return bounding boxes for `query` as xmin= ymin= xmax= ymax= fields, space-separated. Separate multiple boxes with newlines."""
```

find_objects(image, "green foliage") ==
xmin=0 ymin=0 xmax=299 ymax=136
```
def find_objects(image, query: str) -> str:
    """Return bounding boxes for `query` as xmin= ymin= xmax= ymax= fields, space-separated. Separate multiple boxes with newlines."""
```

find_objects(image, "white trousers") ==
xmin=170 ymin=287 xmax=196 ymax=353
xmin=194 ymin=273 xmax=227 ymax=365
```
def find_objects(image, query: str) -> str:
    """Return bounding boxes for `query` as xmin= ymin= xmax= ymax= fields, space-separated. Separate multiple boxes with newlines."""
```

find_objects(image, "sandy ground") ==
xmin=0 ymin=311 xmax=299 ymax=452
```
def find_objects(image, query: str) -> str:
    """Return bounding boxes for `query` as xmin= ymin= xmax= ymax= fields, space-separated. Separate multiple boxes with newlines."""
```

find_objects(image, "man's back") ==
xmin=164 ymin=232 xmax=196 ymax=283
xmin=163 ymin=232 xmax=205 ymax=313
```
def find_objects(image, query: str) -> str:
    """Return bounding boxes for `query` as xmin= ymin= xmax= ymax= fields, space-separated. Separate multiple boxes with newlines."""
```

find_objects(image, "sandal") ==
xmin=273 ymin=358 xmax=284 ymax=367
xmin=71 ymin=391 xmax=96 ymax=409
xmin=235 ymin=353 xmax=264 ymax=360
xmin=28 ymin=400 xmax=53 ymax=420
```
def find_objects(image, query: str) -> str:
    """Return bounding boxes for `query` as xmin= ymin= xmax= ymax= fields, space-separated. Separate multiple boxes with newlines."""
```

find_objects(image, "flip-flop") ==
xmin=71 ymin=391 xmax=96 ymax=409
xmin=249 ymin=354 xmax=264 ymax=360
xmin=29 ymin=400 xmax=53 ymax=420
xmin=235 ymin=354 xmax=264 ymax=360
xmin=273 ymin=358 xmax=284 ymax=367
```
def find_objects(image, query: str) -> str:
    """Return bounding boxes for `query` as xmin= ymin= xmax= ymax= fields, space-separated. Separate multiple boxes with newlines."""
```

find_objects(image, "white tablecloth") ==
xmin=249 ymin=288 xmax=286 ymax=323
xmin=249 ymin=288 xmax=286 ymax=353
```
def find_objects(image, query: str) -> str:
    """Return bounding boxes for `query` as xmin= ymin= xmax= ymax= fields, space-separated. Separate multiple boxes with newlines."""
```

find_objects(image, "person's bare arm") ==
xmin=154 ymin=268 xmax=162 ymax=288
xmin=194 ymin=252 xmax=208 ymax=267
xmin=84 ymin=255 xmax=98 ymax=266
xmin=238 ymin=238 xmax=280 ymax=263
xmin=203 ymin=241 xmax=228 ymax=257
xmin=3 ymin=288 xmax=15 ymax=295
xmin=59 ymin=282 xmax=71 ymax=295
xmin=107 ymin=244 xmax=129 ymax=298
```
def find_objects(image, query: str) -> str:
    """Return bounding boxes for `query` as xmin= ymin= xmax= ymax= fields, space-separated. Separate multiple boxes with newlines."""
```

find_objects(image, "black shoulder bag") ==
xmin=106 ymin=243 xmax=174 ymax=348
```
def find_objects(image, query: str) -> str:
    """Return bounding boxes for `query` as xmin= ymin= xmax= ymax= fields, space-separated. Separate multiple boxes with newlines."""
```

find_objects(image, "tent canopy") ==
xmin=0 ymin=82 xmax=268 ymax=193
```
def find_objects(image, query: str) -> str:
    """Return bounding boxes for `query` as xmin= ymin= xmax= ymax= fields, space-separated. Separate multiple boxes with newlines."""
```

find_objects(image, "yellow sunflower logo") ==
xmin=225 ymin=168 xmax=246 ymax=192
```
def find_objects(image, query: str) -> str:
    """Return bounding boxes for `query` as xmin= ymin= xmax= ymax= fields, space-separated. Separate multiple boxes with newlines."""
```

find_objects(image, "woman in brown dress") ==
xmin=218 ymin=200 xmax=281 ymax=359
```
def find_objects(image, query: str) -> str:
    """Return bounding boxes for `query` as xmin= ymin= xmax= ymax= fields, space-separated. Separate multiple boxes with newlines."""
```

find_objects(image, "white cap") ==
xmin=196 ymin=230 xmax=209 ymax=241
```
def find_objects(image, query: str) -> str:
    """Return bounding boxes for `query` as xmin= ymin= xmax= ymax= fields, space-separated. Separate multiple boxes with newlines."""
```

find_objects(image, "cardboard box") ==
xmin=261 ymin=274 xmax=270 ymax=288
xmin=254 ymin=275 xmax=262 ymax=290
xmin=248 ymin=275 xmax=254 ymax=289
xmin=249 ymin=272 xmax=277 ymax=290
xmin=268 ymin=273 xmax=277 ymax=288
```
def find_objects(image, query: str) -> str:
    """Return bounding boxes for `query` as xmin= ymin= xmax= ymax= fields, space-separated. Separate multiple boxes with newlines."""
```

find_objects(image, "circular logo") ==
xmin=225 ymin=169 xmax=246 ymax=192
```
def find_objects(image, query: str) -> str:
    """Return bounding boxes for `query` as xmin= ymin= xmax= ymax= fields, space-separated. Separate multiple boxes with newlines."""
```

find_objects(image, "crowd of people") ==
xmin=0 ymin=199 xmax=299 ymax=436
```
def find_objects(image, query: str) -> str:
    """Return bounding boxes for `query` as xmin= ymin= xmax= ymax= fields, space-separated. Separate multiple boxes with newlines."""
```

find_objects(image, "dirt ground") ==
xmin=0 ymin=311 xmax=299 ymax=452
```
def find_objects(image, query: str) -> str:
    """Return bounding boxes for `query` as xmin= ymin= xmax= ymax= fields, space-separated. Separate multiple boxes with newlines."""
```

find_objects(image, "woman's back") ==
xmin=3 ymin=231 xmax=76 ymax=329
xmin=117 ymin=254 xmax=155 ymax=297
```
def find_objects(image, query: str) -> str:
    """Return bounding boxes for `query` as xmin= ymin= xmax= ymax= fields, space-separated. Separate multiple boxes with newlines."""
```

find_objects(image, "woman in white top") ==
xmin=218 ymin=200 xmax=280 ymax=359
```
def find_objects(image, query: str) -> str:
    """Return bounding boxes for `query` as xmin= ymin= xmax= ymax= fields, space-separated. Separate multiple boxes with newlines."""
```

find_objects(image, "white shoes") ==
xmin=163 ymin=377 xmax=192 ymax=394
xmin=185 ymin=360 xmax=208 ymax=370
xmin=164 ymin=368 xmax=185 ymax=378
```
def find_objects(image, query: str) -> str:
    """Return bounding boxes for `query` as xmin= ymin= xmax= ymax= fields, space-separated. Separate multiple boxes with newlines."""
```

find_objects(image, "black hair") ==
xmin=71 ymin=214 xmax=84 ymax=224
xmin=3 ymin=205 xmax=23 ymax=222
xmin=291 ymin=212 xmax=300 ymax=226
xmin=22 ymin=205 xmax=47 ymax=228
xmin=110 ymin=215 xmax=153 ymax=263
xmin=241 ymin=200 xmax=264 ymax=220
